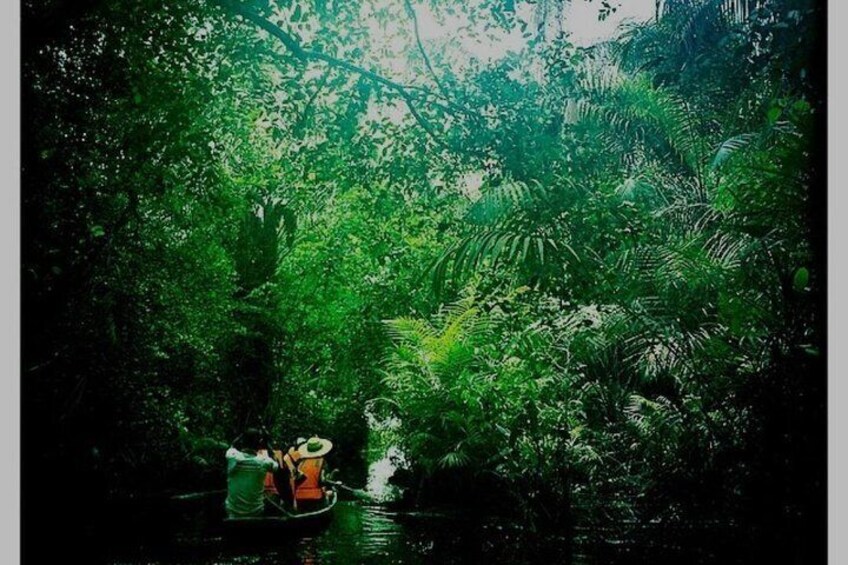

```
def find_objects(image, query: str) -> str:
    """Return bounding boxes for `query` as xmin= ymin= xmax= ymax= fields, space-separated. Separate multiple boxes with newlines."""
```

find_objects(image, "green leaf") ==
xmin=803 ymin=346 xmax=820 ymax=357
xmin=792 ymin=267 xmax=809 ymax=292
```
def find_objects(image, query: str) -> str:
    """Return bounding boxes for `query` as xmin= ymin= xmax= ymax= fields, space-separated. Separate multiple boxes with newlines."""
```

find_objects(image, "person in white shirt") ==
xmin=224 ymin=428 xmax=280 ymax=517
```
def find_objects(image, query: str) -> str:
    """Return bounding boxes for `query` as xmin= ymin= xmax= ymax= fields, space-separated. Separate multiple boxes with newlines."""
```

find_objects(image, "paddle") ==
xmin=258 ymin=424 xmax=296 ymax=501
xmin=171 ymin=489 xmax=226 ymax=501
xmin=324 ymin=479 xmax=377 ymax=502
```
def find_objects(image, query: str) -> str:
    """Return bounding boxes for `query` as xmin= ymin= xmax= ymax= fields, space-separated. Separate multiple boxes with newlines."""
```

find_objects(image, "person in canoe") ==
xmin=292 ymin=436 xmax=334 ymax=511
xmin=259 ymin=436 xmax=307 ymax=508
xmin=225 ymin=427 xmax=287 ymax=518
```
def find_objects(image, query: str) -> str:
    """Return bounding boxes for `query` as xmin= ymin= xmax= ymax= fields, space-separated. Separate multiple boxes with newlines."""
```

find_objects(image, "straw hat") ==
xmin=297 ymin=436 xmax=333 ymax=459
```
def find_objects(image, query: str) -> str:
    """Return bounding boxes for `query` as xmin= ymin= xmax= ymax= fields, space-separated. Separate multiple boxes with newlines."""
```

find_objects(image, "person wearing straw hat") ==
xmin=293 ymin=436 xmax=333 ymax=511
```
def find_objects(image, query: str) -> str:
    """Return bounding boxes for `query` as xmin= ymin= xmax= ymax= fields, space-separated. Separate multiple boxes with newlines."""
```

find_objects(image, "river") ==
xmin=97 ymin=494 xmax=752 ymax=565
xmin=94 ymin=438 xmax=750 ymax=564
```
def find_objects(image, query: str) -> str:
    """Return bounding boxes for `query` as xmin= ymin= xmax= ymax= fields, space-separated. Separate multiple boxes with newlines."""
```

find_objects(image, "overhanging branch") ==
xmin=215 ymin=0 xmax=486 ymax=157
xmin=403 ymin=0 xmax=449 ymax=100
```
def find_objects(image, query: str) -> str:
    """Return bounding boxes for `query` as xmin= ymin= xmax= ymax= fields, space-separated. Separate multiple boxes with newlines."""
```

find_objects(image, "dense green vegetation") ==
xmin=23 ymin=0 xmax=824 ymax=557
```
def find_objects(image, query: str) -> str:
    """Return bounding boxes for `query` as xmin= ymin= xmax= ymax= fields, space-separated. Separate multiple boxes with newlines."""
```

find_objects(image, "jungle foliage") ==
xmin=23 ymin=0 xmax=824 ymax=557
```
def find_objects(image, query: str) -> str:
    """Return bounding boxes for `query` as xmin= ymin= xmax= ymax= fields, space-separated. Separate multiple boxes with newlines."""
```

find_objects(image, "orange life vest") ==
xmin=294 ymin=457 xmax=325 ymax=501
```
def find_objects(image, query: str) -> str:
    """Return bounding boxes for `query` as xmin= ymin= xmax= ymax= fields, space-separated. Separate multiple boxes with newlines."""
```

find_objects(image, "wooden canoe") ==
xmin=222 ymin=489 xmax=337 ymax=534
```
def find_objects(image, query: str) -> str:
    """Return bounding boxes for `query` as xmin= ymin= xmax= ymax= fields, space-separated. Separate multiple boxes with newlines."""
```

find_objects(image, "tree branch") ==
xmin=403 ymin=0 xmax=449 ymax=101
xmin=400 ymin=2 xmax=484 ymax=123
xmin=294 ymin=67 xmax=332 ymax=135
xmin=216 ymin=0 xmax=485 ymax=157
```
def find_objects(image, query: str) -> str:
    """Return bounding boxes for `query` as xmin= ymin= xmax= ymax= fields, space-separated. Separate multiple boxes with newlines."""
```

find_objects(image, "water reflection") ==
xmin=105 ymin=497 xmax=749 ymax=565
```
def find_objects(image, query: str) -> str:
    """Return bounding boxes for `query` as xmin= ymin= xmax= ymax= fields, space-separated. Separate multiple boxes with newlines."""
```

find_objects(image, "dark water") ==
xmin=89 ymin=442 xmax=749 ymax=564
xmin=99 ymin=497 xmax=749 ymax=565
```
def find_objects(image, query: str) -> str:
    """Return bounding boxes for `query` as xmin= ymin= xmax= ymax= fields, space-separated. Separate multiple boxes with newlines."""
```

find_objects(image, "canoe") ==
xmin=222 ymin=489 xmax=337 ymax=534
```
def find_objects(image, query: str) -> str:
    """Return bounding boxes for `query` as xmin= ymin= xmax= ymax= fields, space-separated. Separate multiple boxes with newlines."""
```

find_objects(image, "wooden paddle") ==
xmin=325 ymin=479 xmax=377 ymax=502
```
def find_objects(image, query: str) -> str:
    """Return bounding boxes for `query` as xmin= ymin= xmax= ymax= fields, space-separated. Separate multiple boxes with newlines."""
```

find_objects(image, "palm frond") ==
xmin=431 ymin=229 xmax=559 ymax=293
xmin=465 ymin=180 xmax=546 ymax=226
xmin=710 ymin=133 xmax=758 ymax=170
